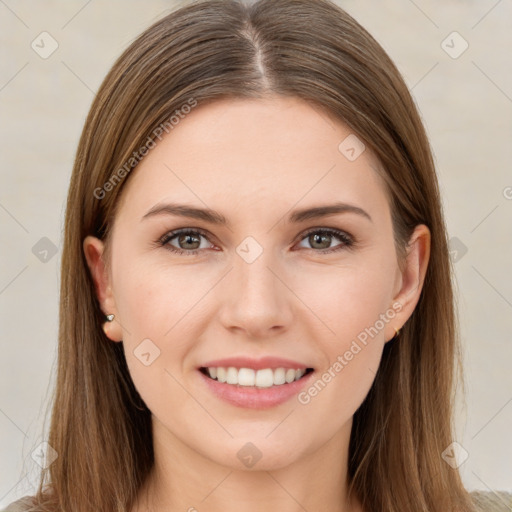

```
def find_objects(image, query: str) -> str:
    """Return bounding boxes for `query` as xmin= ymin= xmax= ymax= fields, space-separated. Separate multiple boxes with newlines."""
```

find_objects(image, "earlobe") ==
xmin=83 ymin=236 xmax=123 ymax=342
xmin=386 ymin=224 xmax=431 ymax=341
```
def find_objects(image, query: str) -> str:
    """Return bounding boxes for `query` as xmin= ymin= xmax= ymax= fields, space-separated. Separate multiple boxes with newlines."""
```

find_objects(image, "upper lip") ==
xmin=200 ymin=356 xmax=312 ymax=371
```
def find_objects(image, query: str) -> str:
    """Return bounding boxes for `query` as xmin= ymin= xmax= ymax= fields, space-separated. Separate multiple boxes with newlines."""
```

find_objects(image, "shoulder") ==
xmin=0 ymin=496 xmax=37 ymax=512
xmin=3 ymin=491 xmax=512 ymax=511
xmin=470 ymin=490 xmax=512 ymax=511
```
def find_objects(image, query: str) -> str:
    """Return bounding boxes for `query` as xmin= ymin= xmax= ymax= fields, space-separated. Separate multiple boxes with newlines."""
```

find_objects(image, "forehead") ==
xmin=116 ymin=96 xmax=390 ymax=225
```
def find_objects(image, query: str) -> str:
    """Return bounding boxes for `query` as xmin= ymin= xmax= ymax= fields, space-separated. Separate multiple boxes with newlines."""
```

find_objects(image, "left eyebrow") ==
xmin=286 ymin=202 xmax=372 ymax=224
xmin=141 ymin=201 xmax=372 ymax=225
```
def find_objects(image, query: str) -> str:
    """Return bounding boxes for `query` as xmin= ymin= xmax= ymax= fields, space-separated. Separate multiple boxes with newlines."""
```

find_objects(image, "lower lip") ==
xmin=198 ymin=370 xmax=315 ymax=409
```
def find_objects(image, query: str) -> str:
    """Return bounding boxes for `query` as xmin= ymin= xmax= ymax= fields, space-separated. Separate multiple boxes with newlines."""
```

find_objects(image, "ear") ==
xmin=83 ymin=236 xmax=123 ymax=342
xmin=385 ymin=224 xmax=431 ymax=342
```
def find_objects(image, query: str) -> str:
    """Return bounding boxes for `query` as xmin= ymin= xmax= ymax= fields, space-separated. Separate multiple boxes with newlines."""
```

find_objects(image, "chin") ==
xmin=203 ymin=433 xmax=314 ymax=472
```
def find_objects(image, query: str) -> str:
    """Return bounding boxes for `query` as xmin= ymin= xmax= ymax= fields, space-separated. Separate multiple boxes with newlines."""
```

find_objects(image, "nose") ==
xmin=217 ymin=247 xmax=294 ymax=339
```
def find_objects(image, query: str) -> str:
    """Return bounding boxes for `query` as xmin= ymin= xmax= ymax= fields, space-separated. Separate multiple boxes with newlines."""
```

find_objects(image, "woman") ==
xmin=2 ymin=0 xmax=510 ymax=510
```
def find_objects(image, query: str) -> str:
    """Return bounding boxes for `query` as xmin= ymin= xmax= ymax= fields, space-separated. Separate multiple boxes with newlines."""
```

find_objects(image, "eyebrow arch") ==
xmin=142 ymin=201 xmax=372 ymax=225
xmin=288 ymin=202 xmax=372 ymax=224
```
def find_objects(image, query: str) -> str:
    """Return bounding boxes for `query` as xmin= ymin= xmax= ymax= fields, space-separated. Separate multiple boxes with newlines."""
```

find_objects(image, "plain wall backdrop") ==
xmin=1 ymin=0 xmax=511 ymax=507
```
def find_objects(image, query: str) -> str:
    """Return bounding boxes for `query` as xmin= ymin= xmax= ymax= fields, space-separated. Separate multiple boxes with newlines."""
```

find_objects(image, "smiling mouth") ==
xmin=199 ymin=366 xmax=314 ymax=388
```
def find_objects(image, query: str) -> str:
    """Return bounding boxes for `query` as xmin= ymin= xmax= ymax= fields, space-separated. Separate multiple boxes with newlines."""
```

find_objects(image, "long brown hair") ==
xmin=30 ymin=0 xmax=476 ymax=510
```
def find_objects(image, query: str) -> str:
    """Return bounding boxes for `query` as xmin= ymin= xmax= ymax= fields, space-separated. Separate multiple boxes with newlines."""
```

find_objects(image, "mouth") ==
xmin=199 ymin=366 xmax=315 ymax=388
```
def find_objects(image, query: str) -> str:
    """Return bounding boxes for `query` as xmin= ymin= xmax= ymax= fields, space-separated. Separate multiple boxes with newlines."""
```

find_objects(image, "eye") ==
xmin=295 ymin=228 xmax=354 ymax=253
xmin=158 ymin=227 xmax=354 ymax=256
xmin=159 ymin=228 xmax=214 ymax=256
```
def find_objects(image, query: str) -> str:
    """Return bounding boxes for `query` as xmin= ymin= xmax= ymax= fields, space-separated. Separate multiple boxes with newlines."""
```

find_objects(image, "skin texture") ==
xmin=84 ymin=96 xmax=430 ymax=512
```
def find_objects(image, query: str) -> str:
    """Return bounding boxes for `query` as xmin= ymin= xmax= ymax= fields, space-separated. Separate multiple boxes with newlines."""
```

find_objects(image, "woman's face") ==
xmin=85 ymin=96 xmax=429 ymax=471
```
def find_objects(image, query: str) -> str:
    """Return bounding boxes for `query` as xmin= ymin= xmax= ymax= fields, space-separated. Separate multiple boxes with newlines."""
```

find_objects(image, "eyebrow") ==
xmin=142 ymin=201 xmax=372 ymax=225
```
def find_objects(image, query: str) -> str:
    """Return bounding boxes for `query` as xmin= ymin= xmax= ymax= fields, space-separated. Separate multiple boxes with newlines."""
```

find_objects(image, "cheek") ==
xmin=110 ymin=259 xmax=192 ymax=394
xmin=334 ymin=269 xmax=394 ymax=342
xmin=290 ymin=252 xmax=397 ymax=343
xmin=295 ymin=339 xmax=383 ymax=448
xmin=290 ymin=254 xmax=395 ymax=415
xmin=116 ymin=267 xmax=198 ymax=428
xmin=113 ymin=252 xmax=205 ymax=341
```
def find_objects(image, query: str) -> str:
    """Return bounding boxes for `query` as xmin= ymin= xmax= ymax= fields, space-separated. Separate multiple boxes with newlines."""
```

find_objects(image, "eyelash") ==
xmin=157 ymin=227 xmax=355 ymax=256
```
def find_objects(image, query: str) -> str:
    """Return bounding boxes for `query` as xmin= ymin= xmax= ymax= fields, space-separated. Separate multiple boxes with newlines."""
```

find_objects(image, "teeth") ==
xmin=204 ymin=366 xmax=309 ymax=387
xmin=285 ymin=369 xmax=296 ymax=383
xmin=216 ymin=367 xmax=227 ymax=383
xmin=273 ymin=368 xmax=286 ymax=385
xmin=238 ymin=368 xmax=255 ymax=386
xmin=226 ymin=367 xmax=238 ymax=384
xmin=255 ymin=368 xmax=274 ymax=388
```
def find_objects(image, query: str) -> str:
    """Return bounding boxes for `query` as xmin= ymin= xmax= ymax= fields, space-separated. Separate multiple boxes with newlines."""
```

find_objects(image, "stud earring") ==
xmin=394 ymin=327 xmax=401 ymax=338
xmin=103 ymin=314 xmax=115 ymax=337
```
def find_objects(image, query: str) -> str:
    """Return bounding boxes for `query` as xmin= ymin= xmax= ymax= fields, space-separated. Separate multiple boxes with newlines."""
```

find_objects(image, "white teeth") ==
xmin=285 ymin=369 xmax=296 ymax=383
xmin=203 ymin=366 xmax=309 ymax=387
xmin=226 ymin=367 xmax=238 ymax=384
xmin=255 ymin=368 xmax=274 ymax=388
xmin=238 ymin=368 xmax=256 ymax=386
xmin=216 ymin=367 xmax=227 ymax=383
xmin=273 ymin=368 xmax=286 ymax=385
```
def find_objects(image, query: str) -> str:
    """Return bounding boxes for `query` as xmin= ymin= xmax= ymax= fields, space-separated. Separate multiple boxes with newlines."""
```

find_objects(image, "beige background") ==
xmin=1 ymin=0 xmax=511 ymax=506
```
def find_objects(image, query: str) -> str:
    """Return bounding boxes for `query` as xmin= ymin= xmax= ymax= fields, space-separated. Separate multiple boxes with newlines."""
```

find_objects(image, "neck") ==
xmin=131 ymin=415 xmax=363 ymax=512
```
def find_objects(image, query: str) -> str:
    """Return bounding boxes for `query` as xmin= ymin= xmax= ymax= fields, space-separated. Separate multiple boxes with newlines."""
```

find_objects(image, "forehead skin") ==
xmin=112 ymin=96 xmax=391 ymax=252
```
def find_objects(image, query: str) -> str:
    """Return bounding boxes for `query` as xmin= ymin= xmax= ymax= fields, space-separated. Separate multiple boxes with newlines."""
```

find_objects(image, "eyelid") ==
xmin=295 ymin=226 xmax=351 ymax=241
